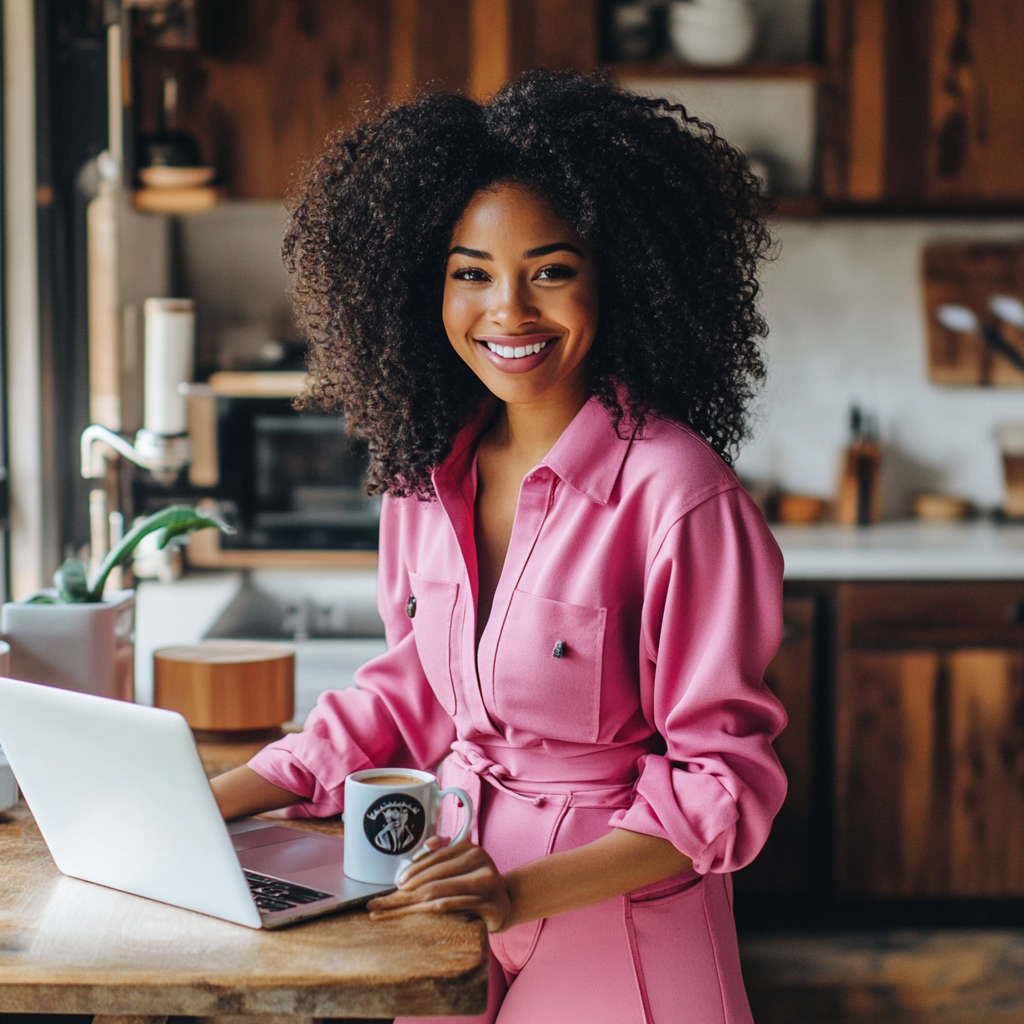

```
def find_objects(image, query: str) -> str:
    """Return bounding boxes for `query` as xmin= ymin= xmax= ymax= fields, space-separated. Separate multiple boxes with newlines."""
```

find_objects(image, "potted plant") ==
xmin=1 ymin=506 xmax=229 ymax=700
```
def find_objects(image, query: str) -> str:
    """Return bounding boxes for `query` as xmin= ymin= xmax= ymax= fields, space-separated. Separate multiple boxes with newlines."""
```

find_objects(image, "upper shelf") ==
xmin=605 ymin=61 xmax=825 ymax=82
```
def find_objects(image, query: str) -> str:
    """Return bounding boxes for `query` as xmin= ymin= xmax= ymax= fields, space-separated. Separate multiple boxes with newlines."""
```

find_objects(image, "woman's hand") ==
xmin=366 ymin=835 xmax=513 ymax=933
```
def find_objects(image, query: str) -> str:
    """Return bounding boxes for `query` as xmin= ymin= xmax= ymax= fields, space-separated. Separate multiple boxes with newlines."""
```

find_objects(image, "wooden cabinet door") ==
xmin=837 ymin=646 xmax=1024 ymax=898
xmin=821 ymin=0 xmax=1024 ymax=209
xmin=947 ymin=650 xmax=1024 ymax=895
xmin=836 ymin=649 xmax=945 ymax=896
xmin=736 ymin=595 xmax=817 ymax=895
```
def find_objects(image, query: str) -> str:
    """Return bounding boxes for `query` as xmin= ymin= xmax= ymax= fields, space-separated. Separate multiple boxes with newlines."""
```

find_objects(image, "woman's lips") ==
xmin=475 ymin=334 xmax=559 ymax=374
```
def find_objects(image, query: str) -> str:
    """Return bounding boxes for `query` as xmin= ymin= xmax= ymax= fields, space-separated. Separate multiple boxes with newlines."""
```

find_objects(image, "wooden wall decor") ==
xmin=923 ymin=243 xmax=1024 ymax=387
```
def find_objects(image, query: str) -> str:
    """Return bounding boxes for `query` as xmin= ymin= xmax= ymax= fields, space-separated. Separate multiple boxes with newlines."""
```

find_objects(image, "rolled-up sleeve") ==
xmin=247 ymin=497 xmax=456 ymax=817
xmin=608 ymin=487 xmax=787 ymax=874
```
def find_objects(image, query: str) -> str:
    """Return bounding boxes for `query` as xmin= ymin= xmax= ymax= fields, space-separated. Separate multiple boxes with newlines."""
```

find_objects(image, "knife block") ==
xmin=836 ymin=440 xmax=882 ymax=525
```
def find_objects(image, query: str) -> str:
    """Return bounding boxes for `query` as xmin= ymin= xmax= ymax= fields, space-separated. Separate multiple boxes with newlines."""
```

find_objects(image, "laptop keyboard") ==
xmin=245 ymin=871 xmax=334 ymax=912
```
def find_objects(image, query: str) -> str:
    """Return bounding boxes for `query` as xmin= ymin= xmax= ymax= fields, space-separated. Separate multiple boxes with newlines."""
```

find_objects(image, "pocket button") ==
xmin=552 ymin=640 xmax=567 ymax=659
xmin=406 ymin=594 xmax=417 ymax=618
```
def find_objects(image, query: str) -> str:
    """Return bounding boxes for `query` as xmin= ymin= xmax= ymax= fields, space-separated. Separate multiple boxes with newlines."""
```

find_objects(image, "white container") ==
xmin=144 ymin=297 xmax=195 ymax=436
xmin=1 ymin=590 xmax=135 ymax=701
xmin=669 ymin=0 xmax=757 ymax=66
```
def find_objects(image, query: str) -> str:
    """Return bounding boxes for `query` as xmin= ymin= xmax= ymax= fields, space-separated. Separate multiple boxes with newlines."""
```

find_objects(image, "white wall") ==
xmin=737 ymin=218 xmax=1024 ymax=517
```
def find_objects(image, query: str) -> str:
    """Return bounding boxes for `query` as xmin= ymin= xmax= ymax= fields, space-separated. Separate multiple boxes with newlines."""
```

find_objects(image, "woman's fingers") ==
xmin=397 ymin=837 xmax=475 ymax=886
xmin=366 ymin=839 xmax=512 ymax=932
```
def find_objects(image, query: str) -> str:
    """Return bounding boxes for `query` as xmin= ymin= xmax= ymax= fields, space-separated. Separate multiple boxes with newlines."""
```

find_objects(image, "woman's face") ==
xmin=443 ymin=183 xmax=599 ymax=411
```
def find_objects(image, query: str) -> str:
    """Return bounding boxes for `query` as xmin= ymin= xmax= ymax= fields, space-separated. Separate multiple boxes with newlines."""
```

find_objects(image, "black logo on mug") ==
xmin=363 ymin=794 xmax=426 ymax=855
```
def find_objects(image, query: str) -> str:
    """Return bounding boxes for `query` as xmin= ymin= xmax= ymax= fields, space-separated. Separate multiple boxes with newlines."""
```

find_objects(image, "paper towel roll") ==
xmin=144 ymin=297 xmax=195 ymax=436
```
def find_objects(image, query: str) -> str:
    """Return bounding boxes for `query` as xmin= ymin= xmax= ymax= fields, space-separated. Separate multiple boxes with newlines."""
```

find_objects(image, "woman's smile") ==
xmin=443 ymin=183 xmax=599 ymax=409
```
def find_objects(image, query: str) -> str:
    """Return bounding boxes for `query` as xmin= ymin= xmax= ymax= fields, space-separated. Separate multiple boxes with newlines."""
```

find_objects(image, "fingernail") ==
xmin=412 ymin=846 xmax=431 ymax=861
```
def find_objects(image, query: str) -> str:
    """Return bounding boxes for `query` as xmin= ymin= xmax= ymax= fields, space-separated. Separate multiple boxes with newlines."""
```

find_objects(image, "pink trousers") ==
xmin=396 ymin=757 xmax=754 ymax=1024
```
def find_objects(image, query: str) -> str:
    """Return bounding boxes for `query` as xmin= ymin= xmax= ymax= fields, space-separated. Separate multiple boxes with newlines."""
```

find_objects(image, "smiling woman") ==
xmin=211 ymin=70 xmax=786 ymax=1024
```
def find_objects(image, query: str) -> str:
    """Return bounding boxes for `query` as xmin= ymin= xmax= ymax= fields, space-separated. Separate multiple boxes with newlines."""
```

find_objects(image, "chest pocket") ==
xmin=407 ymin=571 xmax=459 ymax=715
xmin=493 ymin=589 xmax=606 ymax=744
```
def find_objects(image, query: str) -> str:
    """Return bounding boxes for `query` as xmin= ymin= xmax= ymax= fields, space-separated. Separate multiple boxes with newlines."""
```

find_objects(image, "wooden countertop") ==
xmin=0 ymin=781 xmax=488 ymax=1020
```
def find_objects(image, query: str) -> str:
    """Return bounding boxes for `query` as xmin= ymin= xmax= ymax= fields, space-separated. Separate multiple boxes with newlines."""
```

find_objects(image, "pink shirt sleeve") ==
xmin=608 ymin=487 xmax=788 ymax=874
xmin=246 ymin=498 xmax=457 ymax=817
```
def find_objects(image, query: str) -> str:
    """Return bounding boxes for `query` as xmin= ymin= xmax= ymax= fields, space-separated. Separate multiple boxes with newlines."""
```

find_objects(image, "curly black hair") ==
xmin=283 ymin=69 xmax=772 ymax=497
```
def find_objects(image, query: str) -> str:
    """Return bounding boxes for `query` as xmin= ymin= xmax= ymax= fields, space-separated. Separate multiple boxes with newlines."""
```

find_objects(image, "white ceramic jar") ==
xmin=669 ymin=0 xmax=757 ymax=66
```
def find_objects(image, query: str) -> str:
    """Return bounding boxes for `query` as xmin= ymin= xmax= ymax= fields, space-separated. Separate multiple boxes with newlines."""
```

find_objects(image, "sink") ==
xmin=203 ymin=570 xmax=387 ymax=721
xmin=205 ymin=570 xmax=384 ymax=641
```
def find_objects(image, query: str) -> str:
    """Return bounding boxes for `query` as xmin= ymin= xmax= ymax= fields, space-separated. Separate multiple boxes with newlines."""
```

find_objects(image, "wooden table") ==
xmin=0 ymin=791 xmax=488 ymax=1022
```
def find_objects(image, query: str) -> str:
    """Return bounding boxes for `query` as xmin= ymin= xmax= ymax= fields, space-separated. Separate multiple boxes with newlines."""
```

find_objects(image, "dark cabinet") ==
xmin=834 ymin=582 xmax=1024 ymax=898
xmin=737 ymin=594 xmax=819 ymax=896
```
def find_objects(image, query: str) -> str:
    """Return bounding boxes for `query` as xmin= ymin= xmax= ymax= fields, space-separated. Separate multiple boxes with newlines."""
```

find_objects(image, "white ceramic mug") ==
xmin=343 ymin=768 xmax=473 ymax=885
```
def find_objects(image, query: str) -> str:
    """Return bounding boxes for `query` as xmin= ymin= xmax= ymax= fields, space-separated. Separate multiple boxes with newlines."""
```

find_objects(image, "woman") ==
xmin=212 ymin=70 xmax=787 ymax=1024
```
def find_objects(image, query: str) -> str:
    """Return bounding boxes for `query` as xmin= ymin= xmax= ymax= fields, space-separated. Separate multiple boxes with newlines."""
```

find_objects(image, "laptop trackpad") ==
xmin=231 ymin=825 xmax=314 ymax=851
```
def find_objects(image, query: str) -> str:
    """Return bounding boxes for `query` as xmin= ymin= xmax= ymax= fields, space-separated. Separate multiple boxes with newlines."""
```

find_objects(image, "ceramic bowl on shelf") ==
xmin=138 ymin=165 xmax=216 ymax=189
xmin=668 ymin=0 xmax=757 ymax=66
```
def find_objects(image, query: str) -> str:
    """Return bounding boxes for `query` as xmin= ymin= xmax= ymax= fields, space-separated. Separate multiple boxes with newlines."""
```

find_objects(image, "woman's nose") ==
xmin=488 ymin=277 xmax=538 ymax=326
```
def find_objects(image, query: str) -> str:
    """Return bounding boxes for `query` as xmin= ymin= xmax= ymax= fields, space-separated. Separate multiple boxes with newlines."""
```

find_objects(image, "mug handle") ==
xmin=393 ymin=786 xmax=474 ymax=885
xmin=437 ymin=786 xmax=473 ymax=846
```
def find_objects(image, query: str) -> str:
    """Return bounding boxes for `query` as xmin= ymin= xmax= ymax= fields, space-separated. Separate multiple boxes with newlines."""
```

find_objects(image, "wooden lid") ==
xmin=154 ymin=640 xmax=294 ymax=733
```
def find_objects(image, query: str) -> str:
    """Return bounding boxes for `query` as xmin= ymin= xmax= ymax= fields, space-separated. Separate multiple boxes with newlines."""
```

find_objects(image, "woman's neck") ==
xmin=486 ymin=378 xmax=592 ymax=466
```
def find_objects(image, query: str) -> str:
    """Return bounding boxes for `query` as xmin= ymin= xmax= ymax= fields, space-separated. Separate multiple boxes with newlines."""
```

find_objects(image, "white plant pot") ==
xmin=1 ymin=590 xmax=135 ymax=701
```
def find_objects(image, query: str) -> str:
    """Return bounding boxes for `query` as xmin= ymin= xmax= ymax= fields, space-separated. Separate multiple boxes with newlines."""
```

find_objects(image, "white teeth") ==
xmin=483 ymin=338 xmax=554 ymax=358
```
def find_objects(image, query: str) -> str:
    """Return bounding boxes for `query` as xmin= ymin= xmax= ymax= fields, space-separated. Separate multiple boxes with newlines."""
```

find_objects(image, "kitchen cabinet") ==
xmin=736 ymin=594 xmax=820 ymax=895
xmin=835 ymin=581 xmax=1024 ymax=898
xmin=820 ymin=0 xmax=1024 ymax=211
xmin=131 ymin=0 xmax=596 ymax=201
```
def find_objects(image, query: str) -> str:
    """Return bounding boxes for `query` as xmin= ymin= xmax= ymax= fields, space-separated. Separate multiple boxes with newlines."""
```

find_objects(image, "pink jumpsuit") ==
xmin=249 ymin=396 xmax=788 ymax=1024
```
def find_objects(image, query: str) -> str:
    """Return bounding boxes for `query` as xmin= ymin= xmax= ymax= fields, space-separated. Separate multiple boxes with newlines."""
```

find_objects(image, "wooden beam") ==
xmin=469 ymin=0 xmax=511 ymax=100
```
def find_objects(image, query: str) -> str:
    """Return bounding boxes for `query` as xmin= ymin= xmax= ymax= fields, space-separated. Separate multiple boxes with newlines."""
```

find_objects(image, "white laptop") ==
xmin=0 ymin=675 xmax=395 ymax=928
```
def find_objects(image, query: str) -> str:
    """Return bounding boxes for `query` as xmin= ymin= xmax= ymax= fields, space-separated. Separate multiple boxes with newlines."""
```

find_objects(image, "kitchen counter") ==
xmin=772 ymin=520 xmax=1024 ymax=579
xmin=0 ymin=802 xmax=487 ymax=1020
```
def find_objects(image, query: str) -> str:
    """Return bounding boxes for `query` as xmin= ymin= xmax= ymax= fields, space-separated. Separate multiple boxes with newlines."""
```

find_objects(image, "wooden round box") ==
xmin=154 ymin=640 xmax=294 ymax=740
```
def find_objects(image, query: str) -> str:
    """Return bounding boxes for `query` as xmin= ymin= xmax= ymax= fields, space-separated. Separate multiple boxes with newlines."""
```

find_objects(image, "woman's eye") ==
xmin=451 ymin=267 xmax=489 ymax=282
xmin=535 ymin=264 xmax=577 ymax=281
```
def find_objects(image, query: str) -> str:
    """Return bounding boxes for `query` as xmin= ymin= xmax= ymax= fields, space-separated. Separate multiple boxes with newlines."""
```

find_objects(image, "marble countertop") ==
xmin=772 ymin=521 xmax=1024 ymax=580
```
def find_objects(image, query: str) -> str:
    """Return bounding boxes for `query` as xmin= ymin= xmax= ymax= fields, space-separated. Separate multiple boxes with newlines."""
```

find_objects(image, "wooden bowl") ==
xmin=154 ymin=640 xmax=294 ymax=738
xmin=776 ymin=493 xmax=827 ymax=524
xmin=913 ymin=493 xmax=972 ymax=521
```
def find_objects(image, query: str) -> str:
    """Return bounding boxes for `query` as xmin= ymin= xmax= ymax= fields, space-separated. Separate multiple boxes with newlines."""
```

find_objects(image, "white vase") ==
xmin=1 ymin=590 xmax=135 ymax=701
xmin=669 ymin=0 xmax=757 ymax=66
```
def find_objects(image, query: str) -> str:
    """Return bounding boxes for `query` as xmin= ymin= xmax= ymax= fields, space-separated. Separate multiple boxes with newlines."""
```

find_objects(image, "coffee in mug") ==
xmin=343 ymin=767 xmax=473 ymax=885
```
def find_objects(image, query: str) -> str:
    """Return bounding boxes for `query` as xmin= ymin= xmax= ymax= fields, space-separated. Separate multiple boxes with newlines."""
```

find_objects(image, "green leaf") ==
xmin=53 ymin=559 xmax=90 ymax=603
xmin=87 ymin=505 xmax=234 ymax=602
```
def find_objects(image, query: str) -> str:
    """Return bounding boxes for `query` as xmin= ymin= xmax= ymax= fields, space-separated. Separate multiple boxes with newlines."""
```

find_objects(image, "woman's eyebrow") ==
xmin=448 ymin=246 xmax=491 ymax=259
xmin=525 ymin=242 xmax=584 ymax=258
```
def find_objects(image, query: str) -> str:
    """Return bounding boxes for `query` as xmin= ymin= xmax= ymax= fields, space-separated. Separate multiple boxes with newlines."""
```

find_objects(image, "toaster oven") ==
xmin=168 ymin=372 xmax=380 ymax=567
